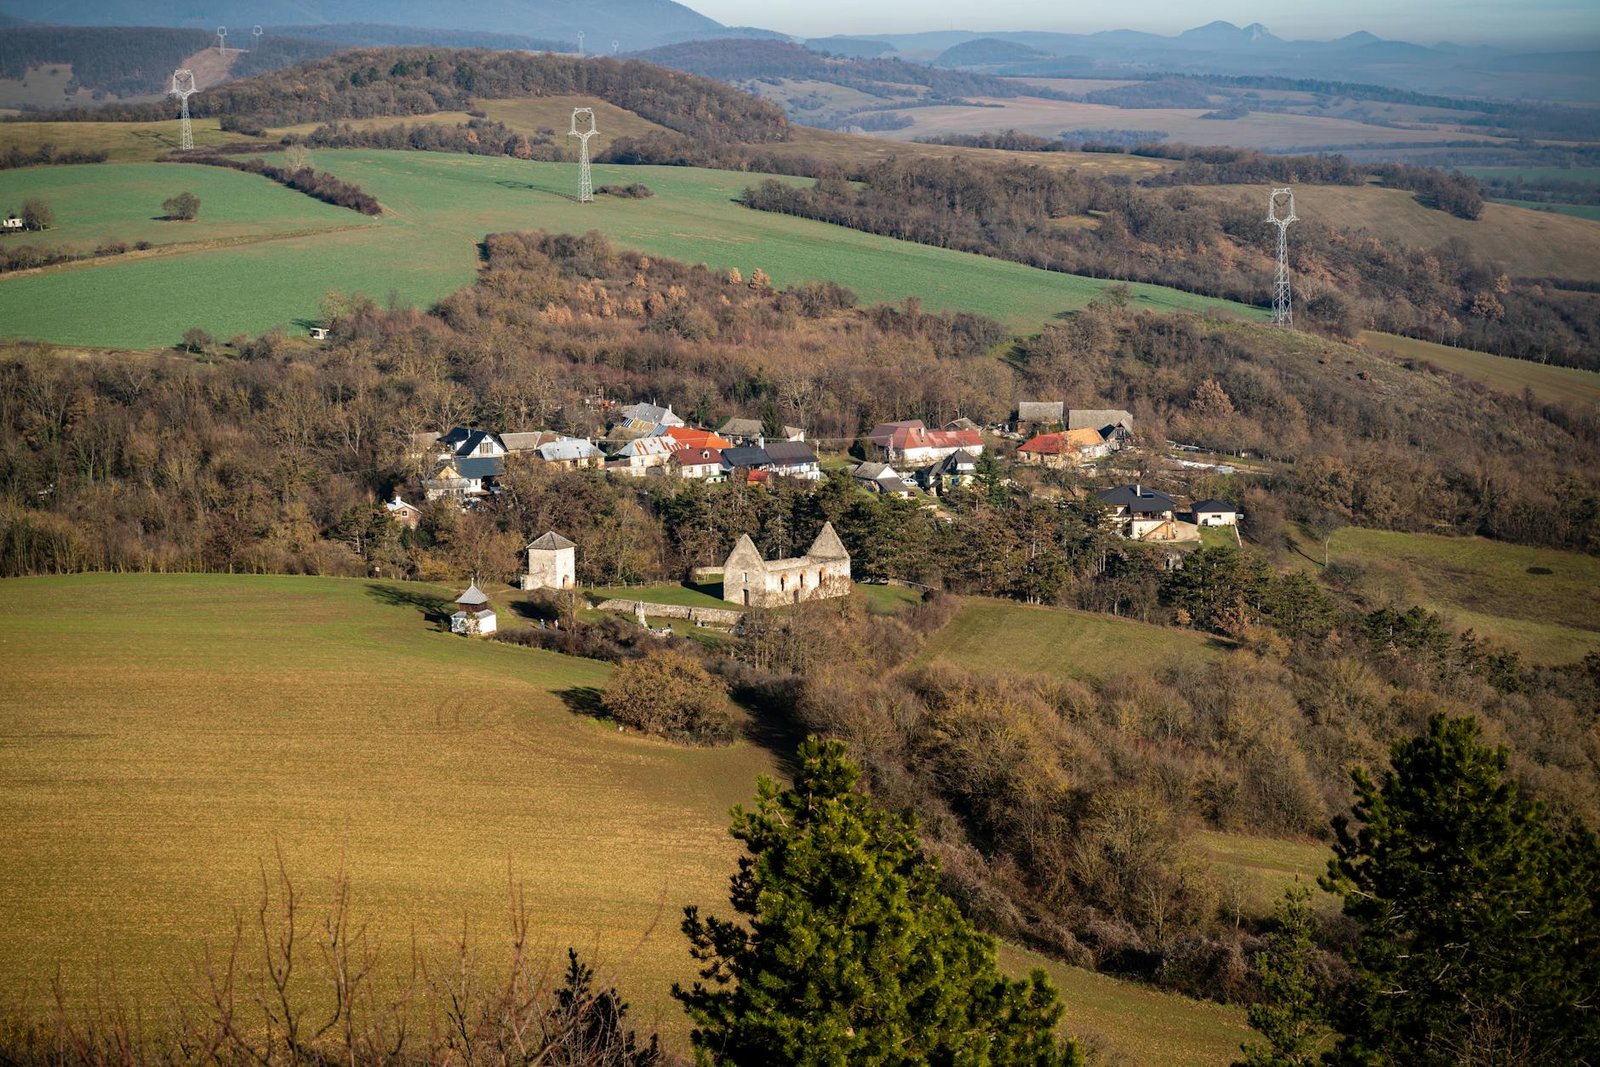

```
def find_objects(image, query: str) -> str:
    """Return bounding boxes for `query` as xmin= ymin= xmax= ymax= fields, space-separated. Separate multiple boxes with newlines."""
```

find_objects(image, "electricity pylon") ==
xmin=171 ymin=69 xmax=197 ymax=152
xmin=570 ymin=107 xmax=598 ymax=203
xmin=1267 ymin=187 xmax=1298 ymax=327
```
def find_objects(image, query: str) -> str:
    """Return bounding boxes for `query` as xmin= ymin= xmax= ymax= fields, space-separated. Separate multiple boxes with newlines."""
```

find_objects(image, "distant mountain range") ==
xmin=857 ymin=22 xmax=1596 ymax=102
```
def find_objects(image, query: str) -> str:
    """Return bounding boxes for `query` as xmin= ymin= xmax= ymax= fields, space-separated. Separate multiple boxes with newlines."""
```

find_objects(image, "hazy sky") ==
xmin=693 ymin=0 xmax=1599 ymax=48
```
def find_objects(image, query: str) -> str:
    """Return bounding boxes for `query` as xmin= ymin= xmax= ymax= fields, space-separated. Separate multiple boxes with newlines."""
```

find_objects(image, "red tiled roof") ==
xmin=1019 ymin=433 xmax=1065 ymax=455
xmin=667 ymin=428 xmax=733 ymax=449
xmin=889 ymin=425 xmax=981 ymax=450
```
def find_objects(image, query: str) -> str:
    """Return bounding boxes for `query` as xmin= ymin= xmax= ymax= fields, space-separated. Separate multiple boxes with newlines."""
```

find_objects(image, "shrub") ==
xmin=595 ymin=183 xmax=654 ymax=198
xmin=20 ymin=198 xmax=53 ymax=230
xmin=601 ymin=648 xmax=733 ymax=743
xmin=162 ymin=191 xmax=200 ymax=221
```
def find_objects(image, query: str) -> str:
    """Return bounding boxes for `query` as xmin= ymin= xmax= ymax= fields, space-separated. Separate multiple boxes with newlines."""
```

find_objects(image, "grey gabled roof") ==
xmin=537 ymin=438 xmax=602 ymax=462
xmin=1190 ymin=499 xmax=1238 ymax=513
xmin=1096 ymin=484 xmax=1176 ymax=515
xmin=528 ymin=531 xmax=577 ymax=551
xmin=718 ymin=417 xmax=804 ymax=440
xmin=1069 ymin=408 xmax=1134 ymax=432
xmin=454 ymin=456 xmax=504 ymax=479
xmin=1016 ymin=401 xmax=1064 ymax=422
xmin=455 ymin=582 xmax=489 ymax=606
xmin=762 ymin=441 xmax=817 ymax=464
xmin=721 ymin=445 xmax=769 ymax=468
xmin=618 ymin=402 xmax=684 ymax=427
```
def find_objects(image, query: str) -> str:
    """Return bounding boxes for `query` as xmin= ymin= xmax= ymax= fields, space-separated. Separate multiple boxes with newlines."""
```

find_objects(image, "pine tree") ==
xmin=675 ymin=737 xmax=1082 ymax=1066
xmin=1322 ymin=714 xmax=1600 ymax=1066
xmin=760 ymin=398 xmax=784 ymax=441
xmin=1234 ymin=884 xmax=1326 ymax=1067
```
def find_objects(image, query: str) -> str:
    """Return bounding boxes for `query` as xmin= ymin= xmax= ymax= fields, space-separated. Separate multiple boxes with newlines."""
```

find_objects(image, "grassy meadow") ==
xmin=0 ymin=117 xmax=250 ymax=162
xmin=1325 ymin=527 xmax=1600 ymax=664
xmin=0 ymin=149 xmax=1258 ymax=349
xmin=1357 ymin=330 xmax=1600 ymax=407
xmin=921 ymin=596 xmax=1227 ymax=678
xmin=0 ymin=572 xmax=1259 ymax=1064
xmin=0 ymin=161 xmax=373 ymax=254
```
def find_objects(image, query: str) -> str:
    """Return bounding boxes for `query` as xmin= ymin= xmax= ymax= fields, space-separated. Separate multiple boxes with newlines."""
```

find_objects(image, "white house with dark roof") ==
xmin=522 ymin=532 xmax=577 ymax=591
xmin=1191 ymin=499 xmax=1240 ymax=526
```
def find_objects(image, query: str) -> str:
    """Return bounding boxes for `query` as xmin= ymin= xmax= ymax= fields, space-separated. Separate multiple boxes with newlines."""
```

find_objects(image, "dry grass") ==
xmin=0 ymin=572 xmax=774 ymax=1041
xmin=1189 ymin=183 xmax=1600 ymax=282
xmin=0 ymin=571 xmax=1254 ymax=1062
xmin=867 ymin=95 xmax=1501 ymax=152
xmin=778 ymin=125 xmax=1171 ymax=176
xmin=1358 ymin=330 xmax=1600 ymax=407
xmin=1001 ymin=944 xmax=1250 ymax=1066
xmin=921 ymin=596 xmax=1227 ymax=679
xmin=0 ymin=118 xmax=258 ymax=162
xmin=0 ymin=65 xmax=94 ymax=110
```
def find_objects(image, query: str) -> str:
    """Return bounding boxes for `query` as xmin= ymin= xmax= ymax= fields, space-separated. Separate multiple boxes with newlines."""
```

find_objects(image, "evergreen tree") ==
xmin=760 ymin=398 xmax=785 ymax=441
xmin=1322 ymin=714 xmax=1600 ymax=1066
xmin=675 ymin=737 xmax=1081 ymax=1066
xmin=1234 ymin=884 xmax=1326 ymax=1067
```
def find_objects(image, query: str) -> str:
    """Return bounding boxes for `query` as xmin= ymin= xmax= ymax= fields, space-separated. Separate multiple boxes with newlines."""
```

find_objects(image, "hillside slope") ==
xmin=0 ymin=572 xmax=1249 ymax=1064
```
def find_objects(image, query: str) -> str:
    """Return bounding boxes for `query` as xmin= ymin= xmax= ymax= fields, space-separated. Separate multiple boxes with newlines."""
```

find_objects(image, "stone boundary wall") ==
xmin=595 ymin=598 xmax=745 ymax=627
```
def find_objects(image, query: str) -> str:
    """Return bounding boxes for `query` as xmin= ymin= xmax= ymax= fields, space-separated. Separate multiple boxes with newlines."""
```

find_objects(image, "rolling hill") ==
xmin=0 ymin=572 xmax=1251 ymax=1064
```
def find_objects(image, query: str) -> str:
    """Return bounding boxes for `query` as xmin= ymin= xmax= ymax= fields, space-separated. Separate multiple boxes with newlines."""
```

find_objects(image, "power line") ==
xmin=1267 ymin=187 xmax=1298 ymax=328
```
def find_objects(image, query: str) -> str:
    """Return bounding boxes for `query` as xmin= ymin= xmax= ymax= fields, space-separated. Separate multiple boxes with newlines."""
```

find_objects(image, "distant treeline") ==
xmin=165 ymin=155 xmax=381 ymax=214
xmin=631 ymin=39 xmax=1070 ymax=103
xmin=25 ymin=49 xmax=792 ymax=146
xmin=0 ymin=143 xmax=108 ymax=170
xmin=294 ymin=118 xmax=565 ymax=161
xmin=270 ymin=22 xmax=571 ymax=52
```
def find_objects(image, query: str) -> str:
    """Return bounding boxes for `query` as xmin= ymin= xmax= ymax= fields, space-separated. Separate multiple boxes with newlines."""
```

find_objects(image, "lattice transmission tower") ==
xmin=1267 ymin=187 xmax=1298 ymax=327
xmin=216 ymin=26 xmax=228 ymax=54
xmin=171 ymin=69 xmax=197 ymax=152
xmin=570 ymin=107 xmax=598 ymax=203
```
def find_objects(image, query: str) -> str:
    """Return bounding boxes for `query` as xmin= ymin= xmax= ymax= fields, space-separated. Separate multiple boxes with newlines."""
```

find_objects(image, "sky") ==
xmin=690 ymin=0 xmax=1600 ymax=48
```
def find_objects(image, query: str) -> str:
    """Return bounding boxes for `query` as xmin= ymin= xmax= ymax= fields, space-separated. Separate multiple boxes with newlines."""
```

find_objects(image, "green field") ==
xmin=1195 ymin=831 xmax=1333 ymax=916
xmin=1489 ymin=199 xmax=1600 ymax=222
xmin=1326 ymin=527 xmax=1600 ymax=664
xmin=922 ymin=597 xmax=1227 ymax=678
xmin=0 ymin=117 xmax=250 ymax=162
xmin=589 ymin=581 xmax=730 ymax=609
xmin=0 ymin=162 xmax=373 ymax=255
xmin=0 ymin=572 xmax=1250 ymax=1064
xmin=1457 ymin=166 xmax=1600 ymax=187
xmin=0 ymin=150 xmax=1259 ymax=349
xmin=1358 ymin=330 xmax=1600 ymax=407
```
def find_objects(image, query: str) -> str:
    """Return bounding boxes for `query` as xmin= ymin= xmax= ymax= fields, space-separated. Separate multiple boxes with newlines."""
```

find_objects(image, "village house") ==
xmin=450 ymin=583 xmax=497 ymax=635
xmin=848 ymin=461 xmax=914 ymax=497
xmin=439 ymin=428 xmax=507 ymax=459
xmin=761 ymin=440 xmax=823 ymax=480
xmin=1 ymin=215 xmax=23 ymax=232
xmin=522 ymin=531 xmax=577 ymax=591
xmin=1012 ymin=401 xmax=1065 ymax=434
xmin=1191 ymin=499 xmax=1240 ymax=526
xmin=722 ymin=523 xmax=852 ymax=608
xmin=717 ymin=417 xmax=805 ymax=445
xmin=867 ymin=420 xmax=984 ymax=466
xmin=918 ymin=450 xmax=980 ymax=495
xmin=1097 ymin=484 xmax=1179 ymax=541
xmin=536 ymin=437 xmax=605 ymax=469
xmin=1069 ymin=409 xmax=1135 ymax=449
xmin=670 ymin=446 xmax=726 ymax=480
xmin=655 ymin=427 xmax=732 ymax=450
xmin=500 ymin=431 xmax=563 ymax=453
xmin=611 ymin=402 xmax=684 ymax=438
xmin=610 ymin=435 xmax=678 ymax=475
xmin=1018 ymin=428 xmax=1111 ymax=468
xmin=384 ymin=495 xmax=422 ymax=529
xmin=423 ymin=455 xmax=503 ymax=501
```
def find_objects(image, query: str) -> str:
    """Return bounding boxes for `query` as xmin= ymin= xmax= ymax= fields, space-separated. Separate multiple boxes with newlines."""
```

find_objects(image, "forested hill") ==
xmin=0 ymin=26 xmax=336 ymax=98
xmin=630 ymin=39 xmax=1045 ymax=102
xmin=28 ymin=49 xmax=793 ymax=143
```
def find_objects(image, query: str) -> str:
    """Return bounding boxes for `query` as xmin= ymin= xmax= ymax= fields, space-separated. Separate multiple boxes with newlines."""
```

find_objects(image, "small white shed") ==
xmin=450 ymin=582 xmax=497 ymax=635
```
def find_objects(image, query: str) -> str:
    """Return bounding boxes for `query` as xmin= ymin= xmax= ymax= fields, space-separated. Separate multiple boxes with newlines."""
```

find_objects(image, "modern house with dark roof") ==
xmin=761 ymin=440 xmax=822 ymax=480
xmin=1096 ymin=484 xmax=1179 ymax=541
xmin=1190 ymin=499 xmax=1240 ymax=526
xmin=918 ymin=450 xmax=980 ymax=495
